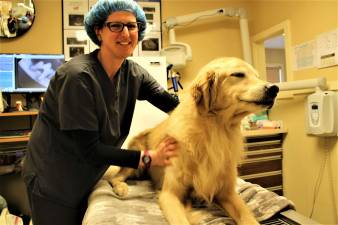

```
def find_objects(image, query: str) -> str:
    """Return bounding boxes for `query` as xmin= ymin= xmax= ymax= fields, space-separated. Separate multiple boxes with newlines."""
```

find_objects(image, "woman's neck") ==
xmin=97 ymin=50 xmax=124 ymax=79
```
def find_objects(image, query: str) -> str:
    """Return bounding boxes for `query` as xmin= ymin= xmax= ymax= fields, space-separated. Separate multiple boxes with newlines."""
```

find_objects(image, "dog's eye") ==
xmin=231 ymin=72 xmax=245 ymax=78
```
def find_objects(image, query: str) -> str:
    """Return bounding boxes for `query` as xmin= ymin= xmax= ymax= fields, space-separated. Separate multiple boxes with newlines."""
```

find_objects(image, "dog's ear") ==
xmin=191 ymin=71 xmax=218 ymax=115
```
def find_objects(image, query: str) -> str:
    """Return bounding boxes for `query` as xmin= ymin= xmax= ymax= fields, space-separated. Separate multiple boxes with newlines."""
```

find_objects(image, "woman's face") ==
xmin=97 ymin=11 xmax=139 ymax=59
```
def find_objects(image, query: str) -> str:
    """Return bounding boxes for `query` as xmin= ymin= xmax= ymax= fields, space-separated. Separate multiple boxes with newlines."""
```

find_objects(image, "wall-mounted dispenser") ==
xmin=305 ymin=91 xmax=337 ymax=136
xmin=275 ymin=77 xmax=338 ymax=136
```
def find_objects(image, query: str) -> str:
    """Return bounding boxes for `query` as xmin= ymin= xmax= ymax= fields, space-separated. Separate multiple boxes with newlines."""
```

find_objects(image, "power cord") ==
xmin=327 ymin=139 xmax=338 ymax=223
xmin=310 ymin=137 xmax=338 ymax=223
xmin=309 ymin=144 xmax=328 ymax=218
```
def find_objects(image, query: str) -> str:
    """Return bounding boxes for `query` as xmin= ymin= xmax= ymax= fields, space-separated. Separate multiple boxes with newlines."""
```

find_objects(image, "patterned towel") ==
xmin=82 ymin=178 xmax=294 ymax=225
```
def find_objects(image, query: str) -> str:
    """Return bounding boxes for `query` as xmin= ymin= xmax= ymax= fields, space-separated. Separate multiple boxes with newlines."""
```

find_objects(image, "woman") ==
xmin=22 ymin=0 xmax=179 ymax=224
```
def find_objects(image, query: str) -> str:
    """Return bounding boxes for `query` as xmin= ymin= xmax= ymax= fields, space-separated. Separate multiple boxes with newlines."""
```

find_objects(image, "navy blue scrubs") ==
xmin=22 ymin=49 xmax=179 ymax=225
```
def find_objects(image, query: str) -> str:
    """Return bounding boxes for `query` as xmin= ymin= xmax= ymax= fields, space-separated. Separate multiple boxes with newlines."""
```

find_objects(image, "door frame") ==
xmin=252 ymin=20 xmax=293 ymax=82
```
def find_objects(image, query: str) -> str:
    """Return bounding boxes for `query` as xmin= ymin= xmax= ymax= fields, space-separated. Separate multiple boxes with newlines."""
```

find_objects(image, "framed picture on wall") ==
xmin=63 ymin=30 xmax=89 ymax=61
xmin=63 ymin=0 xmax=88 ymax=29
xmin=137 ymin=1 xmax=161 ymax=32
xmin=139 ymin=32 xmax=161 ymax=56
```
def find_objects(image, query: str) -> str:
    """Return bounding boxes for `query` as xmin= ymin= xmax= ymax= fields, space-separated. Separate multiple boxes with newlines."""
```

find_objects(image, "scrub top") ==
xmin=22 ymin=49 xmax=178 ymax=208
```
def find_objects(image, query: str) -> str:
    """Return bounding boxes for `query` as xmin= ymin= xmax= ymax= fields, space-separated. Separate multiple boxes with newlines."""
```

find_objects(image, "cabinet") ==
xmin=0 ymin=112 xmax=37 ymax=140
xmin=0 ymin=111 xmax=37 ymax=218
xmin=240 ymin=129 xmax=287 ymax=196
xmin=0 ymin=111 xmax=37 ymax=174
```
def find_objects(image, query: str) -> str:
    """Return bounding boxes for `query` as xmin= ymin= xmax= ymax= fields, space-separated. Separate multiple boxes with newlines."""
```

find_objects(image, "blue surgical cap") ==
xmin=84 ymin=0 xmax=147 ymax=46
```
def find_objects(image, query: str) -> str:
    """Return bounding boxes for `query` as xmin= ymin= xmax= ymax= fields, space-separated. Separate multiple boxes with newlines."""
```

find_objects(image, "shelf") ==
xmin=242 ymin=129 xmax=287 ymax=137
xmin=0 ymin=111 xmax=38 ymax=117
xmin=0 ymin=136 xmax=29 ymax=143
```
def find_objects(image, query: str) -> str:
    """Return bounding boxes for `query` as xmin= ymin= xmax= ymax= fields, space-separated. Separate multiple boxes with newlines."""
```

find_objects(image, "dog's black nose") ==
xmin=265 ymin=84 xmax=279 ymax=98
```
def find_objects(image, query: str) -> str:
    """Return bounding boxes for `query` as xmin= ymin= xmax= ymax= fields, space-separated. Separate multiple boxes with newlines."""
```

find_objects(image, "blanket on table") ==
xmin=82 ymin=178 xmax=294 ymax=225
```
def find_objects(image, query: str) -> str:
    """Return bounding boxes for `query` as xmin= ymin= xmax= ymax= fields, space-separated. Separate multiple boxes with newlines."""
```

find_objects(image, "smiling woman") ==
xmin=21 ymin=1 xmax=180 ymax=224
xmin=0 ymin=0 xmax=35 ymax=39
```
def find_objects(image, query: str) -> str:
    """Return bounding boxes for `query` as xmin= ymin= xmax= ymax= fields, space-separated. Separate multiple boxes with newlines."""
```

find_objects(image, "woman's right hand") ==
xmin=140 ymin=136 xmax=178 ymax=168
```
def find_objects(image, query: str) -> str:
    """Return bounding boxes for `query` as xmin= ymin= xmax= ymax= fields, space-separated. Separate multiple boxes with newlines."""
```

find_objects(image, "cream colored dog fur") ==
xmin=104 ymin=57 xmax=279 ymax=225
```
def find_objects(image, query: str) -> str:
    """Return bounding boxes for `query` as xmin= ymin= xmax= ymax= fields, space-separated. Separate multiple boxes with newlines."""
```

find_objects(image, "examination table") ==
xmin=81 ymin=178 xmax=319 ymax=225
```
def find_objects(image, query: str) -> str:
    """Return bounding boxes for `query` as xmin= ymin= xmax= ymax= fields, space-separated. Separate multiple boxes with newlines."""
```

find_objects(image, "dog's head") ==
xmin=190 ymin=57 xmax=279 ymax=120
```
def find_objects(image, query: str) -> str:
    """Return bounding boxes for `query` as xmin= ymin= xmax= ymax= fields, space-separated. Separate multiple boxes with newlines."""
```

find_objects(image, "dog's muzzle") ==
xmin=266 ymin=84 xmax=279 ymax=98
xmin=239 ymin=84 xmax=279 ymax=108
xmin=261 ymin=84 xmax=279 ymax=108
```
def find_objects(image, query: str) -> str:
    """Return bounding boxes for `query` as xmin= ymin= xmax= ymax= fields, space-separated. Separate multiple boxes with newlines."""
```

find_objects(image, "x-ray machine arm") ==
xmin=161 ymin=8 xmax=253 ymax=68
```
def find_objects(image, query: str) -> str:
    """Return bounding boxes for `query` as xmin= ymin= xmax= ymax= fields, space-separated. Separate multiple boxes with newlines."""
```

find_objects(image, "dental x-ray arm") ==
xmin=163 ymin=8 xmax=246 ymax=29
xmin=161 ymin=8 xmax=252 ymax=68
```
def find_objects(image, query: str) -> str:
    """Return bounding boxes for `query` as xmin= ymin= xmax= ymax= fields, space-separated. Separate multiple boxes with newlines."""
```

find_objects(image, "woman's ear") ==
xmin=94 ymin=26 xmax=102 ymax=42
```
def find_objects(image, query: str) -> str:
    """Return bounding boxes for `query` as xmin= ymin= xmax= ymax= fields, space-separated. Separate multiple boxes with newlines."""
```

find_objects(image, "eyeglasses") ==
xmin=104 ymin=22 xmax=142 ymax=33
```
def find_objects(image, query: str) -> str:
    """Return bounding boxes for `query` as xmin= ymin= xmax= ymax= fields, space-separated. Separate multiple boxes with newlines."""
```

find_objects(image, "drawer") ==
xmin=245 ymin=148 xmax=282 ymax=159
xmin=238 ymin=156 xmax=282 ymax=175
xmin=240 ymin=171 xmax=282 ymax=189
xmin=245 ymin=133 xmax=283 ymax=144
xmin=0 ymin=150 xmax=26 ymax=166
xmin=244 ymin=134 xmax=283 ymax=151
xmin=0 ymin=142 xmax=28 ymax=151
xmin=245 ymin=142 xmax=282 ymax=151
xmin=0 ymin=142 xmax=27 ymax=175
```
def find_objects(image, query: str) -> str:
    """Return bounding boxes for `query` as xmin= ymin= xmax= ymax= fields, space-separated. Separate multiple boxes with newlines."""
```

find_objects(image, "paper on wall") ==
xmin=316 ymin=29 xmax=338 ymax=69
xmin=292 ymin=40 xmax=316 ymax=71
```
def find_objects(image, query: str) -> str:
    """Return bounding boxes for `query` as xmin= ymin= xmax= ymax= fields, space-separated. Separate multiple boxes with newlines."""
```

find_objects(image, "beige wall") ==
xmin=0 ymin=0 xmax=62 ymax=54
xmin=249 ymin=0 xmax=338 ymax=82
xmin=1 ymin=0 xmax=337 ymax=224
xmin=161 ymin=0 xmax=251 ymax=86
xmin=248 ymin=1 xmax=338 ymax=224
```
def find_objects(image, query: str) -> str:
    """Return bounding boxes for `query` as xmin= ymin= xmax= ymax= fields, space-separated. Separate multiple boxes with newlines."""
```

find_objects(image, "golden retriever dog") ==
xmin=105 ymin=57 xmax=279 ymax=225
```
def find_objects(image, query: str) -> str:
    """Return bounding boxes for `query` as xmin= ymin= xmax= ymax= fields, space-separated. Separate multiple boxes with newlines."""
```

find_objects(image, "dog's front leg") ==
xmin=159 ymin=189 xmax=190 ymax=225
xmin=217 ymin=191 xmax=259 ymax=225
xmin=108 ymin=167 xmax=137 ymax=197
xmin=159 ymin=174 xmax=191 ymax=225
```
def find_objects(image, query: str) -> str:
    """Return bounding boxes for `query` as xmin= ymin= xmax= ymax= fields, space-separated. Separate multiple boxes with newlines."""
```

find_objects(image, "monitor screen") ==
xmin=0 ymin=54 xmax=16 ymax=92
xmin=14 ymin=54 xmax=65 ymax=92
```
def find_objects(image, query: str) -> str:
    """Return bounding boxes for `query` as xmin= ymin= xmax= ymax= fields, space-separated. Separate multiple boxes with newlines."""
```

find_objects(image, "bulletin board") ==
xmin=62 ymin=0 xmax=162 ymax=61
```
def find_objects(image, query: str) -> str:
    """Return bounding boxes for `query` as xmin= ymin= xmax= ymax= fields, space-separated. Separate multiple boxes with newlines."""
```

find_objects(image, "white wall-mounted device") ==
xmin=275 ymin=77 xmax=338 ymax=136
xmin=305 ymin=91 xmax=337 ymax=136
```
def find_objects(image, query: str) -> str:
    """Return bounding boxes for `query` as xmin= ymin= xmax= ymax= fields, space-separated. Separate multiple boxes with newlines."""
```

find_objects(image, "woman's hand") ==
xmin=151 ymin=136 xmax=178 ymax=167
xmin=139 ymin=136 xmax=178 ymax=169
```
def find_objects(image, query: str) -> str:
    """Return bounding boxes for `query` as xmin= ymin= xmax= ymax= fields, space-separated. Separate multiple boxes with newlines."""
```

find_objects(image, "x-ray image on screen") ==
xmin=15 ymin=55 xmax=64 ymax=92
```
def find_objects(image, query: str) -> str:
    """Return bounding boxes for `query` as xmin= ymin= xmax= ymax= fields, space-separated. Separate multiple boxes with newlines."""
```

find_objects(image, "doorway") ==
xmin=264 ymin=35 xmax=286 ymax=82
xmin=252 ymin=20 xmax=293 ymax=82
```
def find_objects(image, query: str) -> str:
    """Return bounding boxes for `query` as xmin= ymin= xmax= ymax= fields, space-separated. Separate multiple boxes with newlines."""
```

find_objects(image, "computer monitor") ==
xmin=0 ymin=54 xmax=16 ymax=92
xmin=14 ymin=54 xmax=65 ymax=92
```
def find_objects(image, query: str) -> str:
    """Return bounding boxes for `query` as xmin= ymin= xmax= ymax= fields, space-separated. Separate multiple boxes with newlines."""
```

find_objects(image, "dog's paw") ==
xmin=112 ymin=182 xmax=129 ymax=197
